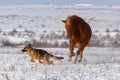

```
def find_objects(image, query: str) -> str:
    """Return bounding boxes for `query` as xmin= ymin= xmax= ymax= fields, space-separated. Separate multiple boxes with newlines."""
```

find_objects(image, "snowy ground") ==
xmin=0 ymin=47 xmax=120 ymax=80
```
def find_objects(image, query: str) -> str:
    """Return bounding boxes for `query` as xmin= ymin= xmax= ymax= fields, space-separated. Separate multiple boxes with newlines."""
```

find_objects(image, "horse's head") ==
xmin=62 ymin=16 xmax=72 ymax=38
xmin=62 ymin=20 xmax=68 ymax=30
xmin=61 ymin=15 xmax=71 ymax=30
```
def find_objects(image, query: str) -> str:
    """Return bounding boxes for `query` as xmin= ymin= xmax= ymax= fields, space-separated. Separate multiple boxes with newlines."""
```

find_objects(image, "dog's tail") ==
xmin=49 ymin=54 xmax=64 ymax=60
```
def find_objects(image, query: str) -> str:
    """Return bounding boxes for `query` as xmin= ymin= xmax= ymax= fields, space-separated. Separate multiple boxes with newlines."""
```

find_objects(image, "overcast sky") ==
xmin=0 ymin=0 xmax=120 ymax=5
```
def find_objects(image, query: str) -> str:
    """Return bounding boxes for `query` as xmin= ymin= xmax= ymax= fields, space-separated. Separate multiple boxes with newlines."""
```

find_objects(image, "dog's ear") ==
xmin=26 ymin=44 xmax=31 ymax=47
xmin=61 ymin=20 xmax=66 ymax=23
xmin=28 ymin=44 xmax=31 ymax=47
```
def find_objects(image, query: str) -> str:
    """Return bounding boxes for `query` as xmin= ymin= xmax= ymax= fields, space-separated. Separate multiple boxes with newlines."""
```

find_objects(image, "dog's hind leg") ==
xmin=44 ymin=54 xmax=52 ymax=65
xmin=44 ymin=58 xmax=52 ymax=65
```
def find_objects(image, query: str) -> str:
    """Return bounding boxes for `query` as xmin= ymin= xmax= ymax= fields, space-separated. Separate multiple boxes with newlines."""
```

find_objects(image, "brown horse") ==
xmin=62 ymin=15 xmax=92 ymax=63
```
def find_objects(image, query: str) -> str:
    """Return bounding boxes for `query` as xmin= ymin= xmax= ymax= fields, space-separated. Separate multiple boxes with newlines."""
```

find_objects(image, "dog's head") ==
xmin=21 ymin=44 xmax=32 ymax=52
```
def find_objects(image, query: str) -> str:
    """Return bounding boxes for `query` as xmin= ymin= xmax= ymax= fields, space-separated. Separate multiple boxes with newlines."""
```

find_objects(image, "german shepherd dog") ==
xmin=21 ymin=44 xmax=64 ymax=65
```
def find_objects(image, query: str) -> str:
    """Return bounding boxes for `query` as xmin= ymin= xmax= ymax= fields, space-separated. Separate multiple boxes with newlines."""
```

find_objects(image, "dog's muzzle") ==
xmin=21 ymin=49 xmax=26 ymax=52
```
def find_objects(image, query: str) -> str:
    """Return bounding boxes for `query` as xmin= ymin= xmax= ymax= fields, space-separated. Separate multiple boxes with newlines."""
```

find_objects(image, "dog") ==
xmin=21 ymin=44 xmax=64 ymax=65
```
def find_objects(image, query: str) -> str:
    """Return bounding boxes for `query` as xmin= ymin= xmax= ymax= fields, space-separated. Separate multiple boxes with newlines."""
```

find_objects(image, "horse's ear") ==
xmin=61 ymin=20 xmax=66 ymax=23
xmin=68 ymin=15 xmax=70 ymax=17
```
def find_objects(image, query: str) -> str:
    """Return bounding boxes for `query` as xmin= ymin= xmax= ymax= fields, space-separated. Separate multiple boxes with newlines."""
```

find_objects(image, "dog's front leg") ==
xmin=30 ymin=58 xmax=34 ymax=63
xmin=36 ymin=56 xmax=43 ymax=64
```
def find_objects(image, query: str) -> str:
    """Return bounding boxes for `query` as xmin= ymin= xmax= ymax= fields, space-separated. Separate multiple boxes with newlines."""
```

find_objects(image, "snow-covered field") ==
xmin=0 ymin=47 xmax=120 ymax=80
xmin=0 ymin=4 xmax=120 ymax=32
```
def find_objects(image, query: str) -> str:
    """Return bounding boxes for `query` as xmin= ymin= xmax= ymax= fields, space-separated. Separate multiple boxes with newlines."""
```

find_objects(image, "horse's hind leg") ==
xmin=68 ymin=39 xmax=76 ymax=61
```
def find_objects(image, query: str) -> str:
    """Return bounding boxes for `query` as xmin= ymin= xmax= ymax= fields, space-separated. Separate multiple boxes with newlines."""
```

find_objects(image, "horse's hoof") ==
xmin=78 ymin=59 xmax=82 ymax=62
xmin=68 ymin=58 xmax=72 ymax=62
xmin=73 ymin=57 xmax=78 ymax=64
xmin=73 ymin=60 xmax=77 ymax=64
xmin=72 ymin=52 xmax=75 ymax=56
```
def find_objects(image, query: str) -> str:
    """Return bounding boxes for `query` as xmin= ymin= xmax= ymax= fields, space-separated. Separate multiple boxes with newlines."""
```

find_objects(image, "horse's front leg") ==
xmin=74 ymin=43 xmax=85 ymax=63
xmin=68 ymin=39 xmax=76 ymax=61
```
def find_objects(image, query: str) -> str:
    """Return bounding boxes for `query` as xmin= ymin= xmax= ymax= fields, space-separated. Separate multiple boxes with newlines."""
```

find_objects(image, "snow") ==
xmin=0 ymin=47 xmax=120 ymax=80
